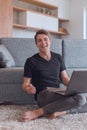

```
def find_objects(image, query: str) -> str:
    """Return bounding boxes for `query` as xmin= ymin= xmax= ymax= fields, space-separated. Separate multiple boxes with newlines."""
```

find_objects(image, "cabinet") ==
xmin=13 ymin=0 xmax=69 ymax=35
xmin=0 ymin=0 xmax=13 ymax=37
xmin=13 ymin=6 xmax=58 ymax=33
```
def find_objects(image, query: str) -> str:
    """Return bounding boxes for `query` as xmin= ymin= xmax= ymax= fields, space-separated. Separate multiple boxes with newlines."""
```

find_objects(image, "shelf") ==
xmin=58 ymin=18 xmax=69 ymax=36
xmin=59 ymin=18 xmax=69 ymax=22
xmin=13 ymin=1 xmax=69 ymax=36
xmin=13 ymin=24 xmax=28 ymax=29
xmin=13 ymin=6 xmax=27 ymax=11
xmin=58 ymin=31 xmax=69 ymax=35
xmin=19 ymin=0 xmax=58 ymax=9
xmin=13 ymin=24 xmax=69 ymax=35
xmin=13 ymin=8 xmax=58 ymax=32
xmin=13 ymin=6 xmax=57 ymax=18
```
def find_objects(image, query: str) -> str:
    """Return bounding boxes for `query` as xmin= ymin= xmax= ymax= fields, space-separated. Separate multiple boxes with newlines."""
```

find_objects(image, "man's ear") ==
xmin=50 ymin=38 xmax=52 ymax=45
xmin=36 ymin=43 xmax=39 ymax=48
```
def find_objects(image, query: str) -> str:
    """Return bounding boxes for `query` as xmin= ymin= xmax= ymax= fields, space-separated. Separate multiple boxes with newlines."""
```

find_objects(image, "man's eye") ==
xmin=37 ymin=39 xmax=42 ymax=42
xmin=44 ymin=38 xmax=48 ymax=41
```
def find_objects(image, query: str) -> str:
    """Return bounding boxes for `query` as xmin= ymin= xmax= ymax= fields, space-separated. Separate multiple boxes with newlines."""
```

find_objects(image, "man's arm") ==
xmin=60 ymin=70 xmax=70 ymax=86
xmin=22 ymin=77 xmax=36 ymax=94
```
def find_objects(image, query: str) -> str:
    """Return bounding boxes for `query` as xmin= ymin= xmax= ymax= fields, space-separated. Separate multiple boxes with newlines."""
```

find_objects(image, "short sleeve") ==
xmin=59 ymin=55 xmax=66 ymax=71
xmin=24 ymin=58 xmax=32 ymax=78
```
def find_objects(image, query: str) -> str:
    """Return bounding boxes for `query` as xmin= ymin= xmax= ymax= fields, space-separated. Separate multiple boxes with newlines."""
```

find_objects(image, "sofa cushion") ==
xmin=63 ymin=39 xmax=87 ymax=68
xmin=0 ymin=52 xmax=7 ymax=68
xmin=51 ymin=38 xmax=62 ymax=55
xmin=0 ymin=38 xmax=38 ymax=67
xmin=0 ymin=45 xmax=15 ymax=68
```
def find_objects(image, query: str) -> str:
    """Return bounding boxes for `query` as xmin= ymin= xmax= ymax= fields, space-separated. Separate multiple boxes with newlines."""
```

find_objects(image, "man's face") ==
xmin=36 ymin=34 xmax=51 ymax=53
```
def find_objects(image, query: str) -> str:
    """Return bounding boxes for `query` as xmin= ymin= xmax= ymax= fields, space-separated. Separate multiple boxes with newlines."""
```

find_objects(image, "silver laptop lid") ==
xmin=65 ymin=71 xmax=87 ymax=95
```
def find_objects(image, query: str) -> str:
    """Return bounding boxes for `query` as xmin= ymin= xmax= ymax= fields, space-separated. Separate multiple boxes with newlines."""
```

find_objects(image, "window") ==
xmin=83 ymin=7 xmax=87 ymax=39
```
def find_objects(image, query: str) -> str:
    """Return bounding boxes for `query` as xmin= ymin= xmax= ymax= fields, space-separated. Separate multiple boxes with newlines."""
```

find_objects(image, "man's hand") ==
xmin=22 ymin=83 xmax=36 ymax=94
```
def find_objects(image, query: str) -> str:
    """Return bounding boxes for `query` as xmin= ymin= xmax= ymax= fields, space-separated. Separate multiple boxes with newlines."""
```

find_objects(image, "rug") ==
xmin=0 ymin=104 xmax=87 ymax=130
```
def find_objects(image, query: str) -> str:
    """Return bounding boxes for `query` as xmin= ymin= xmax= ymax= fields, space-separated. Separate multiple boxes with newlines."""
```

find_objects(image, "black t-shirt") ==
xmin=24 ymin=52 xmax=66 ymax=98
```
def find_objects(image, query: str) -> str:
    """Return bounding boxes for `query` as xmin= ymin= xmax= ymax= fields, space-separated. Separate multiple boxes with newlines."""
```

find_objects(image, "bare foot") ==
xmin=22 ymin=108 xmax=44 ymax=121
xmin=49 ymin=111 xmax=67 ymax=119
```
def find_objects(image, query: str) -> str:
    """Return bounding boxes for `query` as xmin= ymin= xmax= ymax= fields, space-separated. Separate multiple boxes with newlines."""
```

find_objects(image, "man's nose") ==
xmin=41 ymin=40 xmax=45 ymax=44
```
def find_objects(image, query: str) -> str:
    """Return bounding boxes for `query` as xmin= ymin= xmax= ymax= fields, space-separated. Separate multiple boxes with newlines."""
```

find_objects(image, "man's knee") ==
xmin=73 ymin=94 xmax=86 ymax=106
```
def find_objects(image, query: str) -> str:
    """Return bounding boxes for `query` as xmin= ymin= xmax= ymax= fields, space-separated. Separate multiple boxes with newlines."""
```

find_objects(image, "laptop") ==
xmin=47 ymin=71 xmax=87 ymax=96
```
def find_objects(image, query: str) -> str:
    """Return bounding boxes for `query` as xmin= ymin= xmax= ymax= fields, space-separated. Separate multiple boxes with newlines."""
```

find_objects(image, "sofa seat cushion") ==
xmin=0 ymin=45 xmax=15 ymax=68
xmin=0 ymin=67 xmax=23 ymax=83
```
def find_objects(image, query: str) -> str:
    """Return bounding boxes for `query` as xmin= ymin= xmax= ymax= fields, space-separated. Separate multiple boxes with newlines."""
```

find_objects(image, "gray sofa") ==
xmin=0 ymin=38 xmax=62 ymax=104
xmin=0 ymin=38 xmax=87 ymax=109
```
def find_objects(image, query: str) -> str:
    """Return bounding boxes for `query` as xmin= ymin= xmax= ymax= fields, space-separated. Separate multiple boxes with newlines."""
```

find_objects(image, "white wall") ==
xmin=68 ymin=0 xmax=87 ymax=39
xmin=37 ymin=0 xmax=70 ymax=19
xmin=57 ymin=0 xmax=70 ymax=19
xmin=13 ymin=0 xmax=70 ymax=38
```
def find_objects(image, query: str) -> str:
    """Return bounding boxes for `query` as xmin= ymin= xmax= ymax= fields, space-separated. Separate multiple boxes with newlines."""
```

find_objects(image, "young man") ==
xmin=22 ymin=29 xmax=86 ymax=121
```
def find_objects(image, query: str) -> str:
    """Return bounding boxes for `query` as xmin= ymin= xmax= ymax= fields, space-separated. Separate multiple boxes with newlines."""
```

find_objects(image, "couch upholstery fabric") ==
xmin=0 ymin=37 xmax=87 ymax=111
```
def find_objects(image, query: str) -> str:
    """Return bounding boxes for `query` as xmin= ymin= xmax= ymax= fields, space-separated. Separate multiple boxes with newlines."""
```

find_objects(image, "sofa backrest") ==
xmin=0 ymin=38 xmax=62 ymax=67
xmin=63 ymin=39 xmax=87 ymax=68
xmin=0 ymin=38 xmax=38 ymax=67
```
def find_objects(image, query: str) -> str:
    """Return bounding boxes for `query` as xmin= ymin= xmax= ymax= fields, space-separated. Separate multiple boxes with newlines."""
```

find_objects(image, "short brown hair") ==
xmin=34 ymin=29 xmax=51 ymax=44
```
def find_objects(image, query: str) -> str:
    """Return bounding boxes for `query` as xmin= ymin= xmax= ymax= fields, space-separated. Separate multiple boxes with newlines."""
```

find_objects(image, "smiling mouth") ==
xmin=41 ymin=44 xmax=48 ymax=48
